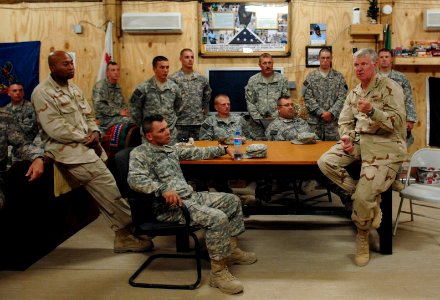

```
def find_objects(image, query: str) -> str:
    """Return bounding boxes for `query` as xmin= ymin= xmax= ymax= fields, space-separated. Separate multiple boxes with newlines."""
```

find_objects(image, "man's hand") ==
xmin=341 ymin=136 xmax=354 ymax=154
xmin=357 ymin=98 xmax=373 ymax=114
xmin=225 ymin=147 xmax=235 ymax=159
xmin=162 ymin=191 xmax=183 ymax=207
xmin=321 ymin=111 xmax=333 ymax=122
xmin=26 ymin=157 xmax=44 ymax=181
xmin=84 ymin=131 xmax=100 ymax=147
xmin=120 ymin=108 xmax=130 ymax=117
xmin=407 ymin=121 xmax=415 ymax=131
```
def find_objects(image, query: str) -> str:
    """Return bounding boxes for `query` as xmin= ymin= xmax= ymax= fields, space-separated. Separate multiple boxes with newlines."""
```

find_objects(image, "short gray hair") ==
xmin=353 ymin=48 xmax=377 ymax=63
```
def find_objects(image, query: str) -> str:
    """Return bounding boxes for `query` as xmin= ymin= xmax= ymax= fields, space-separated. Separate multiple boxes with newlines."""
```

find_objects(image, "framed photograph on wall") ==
xmin=199 ymin=0 xmax=291 ymax=57
xmin=305 ymin=46 xmax=331 ymax=68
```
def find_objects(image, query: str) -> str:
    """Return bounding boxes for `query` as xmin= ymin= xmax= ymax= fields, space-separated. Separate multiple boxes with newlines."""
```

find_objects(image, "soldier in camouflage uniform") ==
xmin=129 ymin=56 xmax=182 ymax=145
xmin=128 ymin=114 xmax=257 ymax=295
xmin=377 ymin=48 xmax=417 ymax=146
xmin=199 ymin=94 xmax=253 ymax=141
xmin=5 ymin=82 xmax=39 ymax=163
xmin=318 ymin=49 xmax=407 ymax=267
xmin=92 ymin=62 xmax=131 ymax=132
xmin=266 ymin=96 xmax=318 ymax=141
xmin=245 ymin=53 xmax=290 ymax=139
xmin=169 ymin=49 xmax=211 ymax=141
xmin=32 ymin=51 xmax=153 ymax=254
xmin=0 ymin=109 xmax=44 ymax=209
xmin=302 ymin=47 xmax=348 ymax=141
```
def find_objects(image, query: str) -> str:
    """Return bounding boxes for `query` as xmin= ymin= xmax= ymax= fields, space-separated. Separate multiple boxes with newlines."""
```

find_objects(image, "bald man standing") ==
xmin=32 ymin=51 xmax=152 ymax=254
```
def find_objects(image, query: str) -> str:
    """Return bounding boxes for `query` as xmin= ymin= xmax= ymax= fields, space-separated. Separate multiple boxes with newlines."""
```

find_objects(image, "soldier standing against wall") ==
xmin=318 ymin=49 xmax=407 ymax=267
xmin=303 ymin=47 xmax=347 ymax=141
xmin=245 ymin=53 xmax=290 ymax=140
xmin=32 ymin=51 xmax=152 ymax=253
xmin=129 ymin=56 xmax=182 ymax=145
xmin=92 ymin=62 xmax=131 ymax=132
xmin=377 ymin=48 xmax=417 ymax=147
xmin=170 ymin=48 xmax=211 ymax=142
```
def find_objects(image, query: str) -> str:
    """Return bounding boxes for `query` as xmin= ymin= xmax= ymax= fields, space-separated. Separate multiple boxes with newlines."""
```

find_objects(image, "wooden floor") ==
xmin=1 ymin=191 xmax=440 ymax=299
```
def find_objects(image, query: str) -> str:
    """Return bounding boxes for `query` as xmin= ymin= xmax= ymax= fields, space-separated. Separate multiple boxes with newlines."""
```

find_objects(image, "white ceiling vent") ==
xmin=122 ymin=12 xmax=182 ymax=33
xmin=423 ymin=9 xmax=440 ymax=31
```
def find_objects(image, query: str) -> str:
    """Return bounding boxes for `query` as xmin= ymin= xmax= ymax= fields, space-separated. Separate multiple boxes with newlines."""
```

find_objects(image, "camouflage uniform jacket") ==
xmin=31 ymin=76 xmax=101 ymax=164
xmin=245 ymin=72 xmax=289 ymax=121
xmin=4 ymin=99 xmax=38 ymax=143
xmin=127 ymin=142 xmax=226 ymax=214
xmin=169 ymin=70 xmax=212 ymax=126
xmin=199 ymin=114 xmax=253 ymax=140
xmin=92 ymin=78 xmax=128 ymax=130
xmin=302 ymin=69 xmax=347 ymax=127
xmin=378 ymin=70 xmax=417 ymax=122
xmin=129 ymin=77 xmax=182 ymax=131
xmin=0 ymin=109 xmax=43 ymax=169
xmin=265 ymin=116 xmax=317 ymax=141
xmin=339 ymin=76 xmax=407 ymax=166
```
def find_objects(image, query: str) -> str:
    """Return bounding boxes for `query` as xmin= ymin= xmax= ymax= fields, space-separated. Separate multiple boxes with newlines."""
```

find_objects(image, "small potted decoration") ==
xmin=367 ymin=0 xmax=379 ymax=24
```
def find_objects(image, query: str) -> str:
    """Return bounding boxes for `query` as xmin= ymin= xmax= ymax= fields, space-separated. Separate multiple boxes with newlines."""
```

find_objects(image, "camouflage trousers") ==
xmin=309 ymin=122 xmax=340 ymax=141
xmin=176 ymin=125 xmax=201 ymax=142
xmin=318 ymin=141 xmax=399 ymax=229
xmin=60 ymin=159 xmax=132 ymax=232
xmin=157 ymin=191 xmax=245 ymax=260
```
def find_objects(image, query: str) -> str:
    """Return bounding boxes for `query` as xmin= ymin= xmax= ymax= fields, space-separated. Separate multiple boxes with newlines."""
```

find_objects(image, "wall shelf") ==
xmin=394 ymin=57 xmax=440 ymax=66
xmin=349 ymin=24 xmax=384 ymax=41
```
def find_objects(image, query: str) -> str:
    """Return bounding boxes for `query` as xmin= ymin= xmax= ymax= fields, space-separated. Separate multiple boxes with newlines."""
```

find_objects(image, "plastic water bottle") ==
xmin=233 ymin=130 xmax=243 ymax=160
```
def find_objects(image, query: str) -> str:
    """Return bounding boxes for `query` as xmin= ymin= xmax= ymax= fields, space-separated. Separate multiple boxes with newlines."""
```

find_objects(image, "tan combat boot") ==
xmin=114 ymin=227 xmax=154 ymax=253
xmin=209 ymin=258 xmax=244 ymax=294
xmin=355 ymin=228 xmax=370 ymax=267
xmin=228 ymin=237 xmax=257 ymax=265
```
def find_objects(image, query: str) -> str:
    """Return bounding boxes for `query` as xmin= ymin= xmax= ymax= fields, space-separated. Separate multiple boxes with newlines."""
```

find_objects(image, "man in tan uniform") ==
xmin=318 ymin=48 xmax=407 ymax=267
xmin=31 ymin=51 xmax=152 ymax=253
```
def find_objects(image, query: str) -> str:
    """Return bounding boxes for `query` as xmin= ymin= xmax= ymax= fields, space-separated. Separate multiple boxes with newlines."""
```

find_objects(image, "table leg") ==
xmin=378 ymin=187 xmax=393 ymax=254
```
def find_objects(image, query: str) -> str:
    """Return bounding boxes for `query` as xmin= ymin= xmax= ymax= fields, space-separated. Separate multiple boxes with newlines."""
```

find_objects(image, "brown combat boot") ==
xmin=355 ymin=228 xmax=370 ymax=267
xmin=114 ymin=227 xmax=154 ymax=253
xmin=228 ymin=237 xmax=257 ymax=265
xmin=209 ymin=258 xmax=244 ymax=294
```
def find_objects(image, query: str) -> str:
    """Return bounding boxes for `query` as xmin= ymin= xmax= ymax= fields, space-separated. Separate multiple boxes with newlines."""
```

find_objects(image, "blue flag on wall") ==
xmin=0 ymin=41 xmax=40 ymax=107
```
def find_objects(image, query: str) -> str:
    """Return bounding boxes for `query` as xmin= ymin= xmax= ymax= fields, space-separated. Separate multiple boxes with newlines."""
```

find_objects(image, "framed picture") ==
xmin=199 ymin=0 xmax=291 ymax=57
xmin=305 ymin=46 xmax=331 ymax=68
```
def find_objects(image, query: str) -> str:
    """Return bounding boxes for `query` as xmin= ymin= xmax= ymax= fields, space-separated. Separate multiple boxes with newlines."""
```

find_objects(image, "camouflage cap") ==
xmin=244 ymin=143 xmax=267 ymax=158
xmin=291 ymin=132 xmax=317 ymax=145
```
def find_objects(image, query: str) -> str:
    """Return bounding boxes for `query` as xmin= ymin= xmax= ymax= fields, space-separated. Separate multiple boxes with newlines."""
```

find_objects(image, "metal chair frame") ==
xmin=393 ymin=148 xmax=440 ymax=236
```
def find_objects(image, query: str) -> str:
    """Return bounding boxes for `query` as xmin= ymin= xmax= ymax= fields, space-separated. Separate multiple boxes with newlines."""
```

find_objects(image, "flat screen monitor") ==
xmin=206 ymin=67 xmax=284 ymax=112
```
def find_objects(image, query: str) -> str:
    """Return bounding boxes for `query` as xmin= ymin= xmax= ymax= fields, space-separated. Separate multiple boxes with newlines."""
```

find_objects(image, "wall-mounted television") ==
xmin=206 ymin=67 xmax=284 ymax=113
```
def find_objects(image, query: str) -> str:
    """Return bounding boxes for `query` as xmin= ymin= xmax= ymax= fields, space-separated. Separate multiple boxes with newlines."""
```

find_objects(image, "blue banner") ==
xmin=0 ymin=41 xmax=40 ymax=106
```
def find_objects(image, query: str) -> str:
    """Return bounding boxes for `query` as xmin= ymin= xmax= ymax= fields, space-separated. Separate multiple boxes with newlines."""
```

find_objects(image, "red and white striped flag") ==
xmin=96 ymin=21 xmax=113 ymax=82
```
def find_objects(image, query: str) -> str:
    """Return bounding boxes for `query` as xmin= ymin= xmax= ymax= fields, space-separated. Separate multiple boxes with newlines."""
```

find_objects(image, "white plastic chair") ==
xmin=393 ymin=148 xmax=440 ymax=235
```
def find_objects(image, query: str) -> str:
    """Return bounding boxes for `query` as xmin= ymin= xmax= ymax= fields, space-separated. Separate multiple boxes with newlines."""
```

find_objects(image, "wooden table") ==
xmin=180 ymin=140 xmax=393 ymax=254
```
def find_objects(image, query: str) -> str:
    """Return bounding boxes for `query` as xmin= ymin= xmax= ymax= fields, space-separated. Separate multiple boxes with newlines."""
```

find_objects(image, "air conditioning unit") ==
xmin=121 ymin=12 xmax=182 ymax=33
xmin=423 ymin=9 xmax=440 ymax=31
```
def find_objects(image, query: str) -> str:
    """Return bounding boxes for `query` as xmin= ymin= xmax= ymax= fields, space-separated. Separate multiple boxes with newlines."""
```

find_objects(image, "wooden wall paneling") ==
xmin=0 ymin=2 xmax=105 ymax=103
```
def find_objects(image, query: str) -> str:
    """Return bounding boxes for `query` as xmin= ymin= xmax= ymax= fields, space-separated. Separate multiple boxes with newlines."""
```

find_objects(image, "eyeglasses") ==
xmin=278 ymin=104 xmax=294 ymax=107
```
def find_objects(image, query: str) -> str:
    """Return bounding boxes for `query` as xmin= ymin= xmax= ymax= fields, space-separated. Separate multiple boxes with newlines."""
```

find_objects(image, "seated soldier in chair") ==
xmin=128 ymin=114 xmax=257 ymax=295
